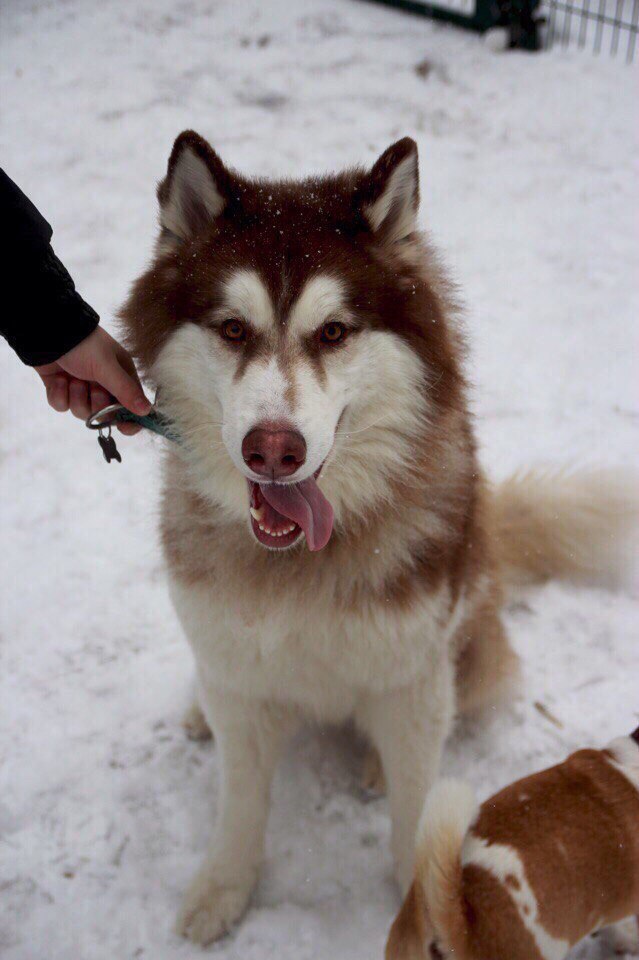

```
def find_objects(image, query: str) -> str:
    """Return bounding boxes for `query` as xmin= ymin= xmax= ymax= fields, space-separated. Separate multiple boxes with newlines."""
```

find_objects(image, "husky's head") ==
xmin=121 ymin=131 xmax=463 ymax=553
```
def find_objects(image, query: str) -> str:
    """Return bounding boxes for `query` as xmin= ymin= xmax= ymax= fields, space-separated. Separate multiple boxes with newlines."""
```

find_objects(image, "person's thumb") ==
xmin=98 ymin=356 xmax=151 ymax=415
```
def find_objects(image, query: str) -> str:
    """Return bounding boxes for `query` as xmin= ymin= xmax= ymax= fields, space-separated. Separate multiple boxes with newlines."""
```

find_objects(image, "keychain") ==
xmin=97 ymin=424 xmax=122 ymax=464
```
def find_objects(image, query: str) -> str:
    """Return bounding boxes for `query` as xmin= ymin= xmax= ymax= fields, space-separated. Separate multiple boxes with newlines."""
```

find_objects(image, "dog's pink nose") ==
xmin=242 ymin=423 xmax=307 ymax=479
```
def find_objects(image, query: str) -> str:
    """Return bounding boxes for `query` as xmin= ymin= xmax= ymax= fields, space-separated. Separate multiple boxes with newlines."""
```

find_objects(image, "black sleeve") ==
xmin=1 ymin=169 xmax=100 ymax=366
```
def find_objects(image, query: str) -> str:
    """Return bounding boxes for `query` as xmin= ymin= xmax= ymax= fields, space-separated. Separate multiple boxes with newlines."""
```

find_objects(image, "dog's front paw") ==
xmin=177 ymin=868 xmax=253 ymax=944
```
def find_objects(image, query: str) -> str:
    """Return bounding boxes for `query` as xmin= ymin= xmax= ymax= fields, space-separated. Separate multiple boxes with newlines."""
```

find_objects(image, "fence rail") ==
xmin=544 ymin=0 xmax=639 ymax=61
xmin=362 ymin=0 xmax=639 ymax=59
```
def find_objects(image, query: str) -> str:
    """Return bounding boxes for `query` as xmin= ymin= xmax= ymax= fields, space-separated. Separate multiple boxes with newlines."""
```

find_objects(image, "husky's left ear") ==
xmin=361 ymin=138 xmax=419 ymax=244
xmin=157 ymin=130 xmax=235 ymax=243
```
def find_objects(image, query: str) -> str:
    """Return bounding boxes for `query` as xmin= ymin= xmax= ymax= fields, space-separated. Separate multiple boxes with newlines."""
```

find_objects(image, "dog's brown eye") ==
xmin=221 ymin=319 xmax=246 ymax=343
xmin=320 ymin=321 xmax=347 ymax=345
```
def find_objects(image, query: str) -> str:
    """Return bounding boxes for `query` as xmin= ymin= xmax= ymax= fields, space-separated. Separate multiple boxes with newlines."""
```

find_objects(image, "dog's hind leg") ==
xmin=182 ymin=697 xmax=213 ymax=742
xmin=455 ymin=602 xmax=519 ymax=716
xmin=177 ymin=686 xmax=298 ymax=945
xmin=355 ymin=649 xmax=455 ymax=894
xmin=361 ymin=743 xmax=386 ymax=796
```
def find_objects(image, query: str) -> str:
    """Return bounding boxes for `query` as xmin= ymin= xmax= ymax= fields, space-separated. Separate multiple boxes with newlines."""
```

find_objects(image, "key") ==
xmin=98 ymin=431 xmax=122 ymax=463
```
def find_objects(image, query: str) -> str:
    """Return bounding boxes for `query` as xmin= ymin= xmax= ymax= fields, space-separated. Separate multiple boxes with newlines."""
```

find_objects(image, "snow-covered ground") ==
xmin=1 ymin=2 xmax=637 ymax=958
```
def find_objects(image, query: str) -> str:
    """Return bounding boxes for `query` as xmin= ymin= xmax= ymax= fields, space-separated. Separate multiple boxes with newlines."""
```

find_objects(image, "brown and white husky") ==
xmin=120 ymin=130 xmax=635 ymax=945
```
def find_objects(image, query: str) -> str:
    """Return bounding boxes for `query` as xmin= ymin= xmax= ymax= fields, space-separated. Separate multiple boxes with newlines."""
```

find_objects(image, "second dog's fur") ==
xmin=386 ymin=732 xmax=639 ymax=959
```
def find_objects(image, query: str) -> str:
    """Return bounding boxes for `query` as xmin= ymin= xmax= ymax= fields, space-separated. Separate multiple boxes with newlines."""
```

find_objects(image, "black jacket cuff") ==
xmin=5 ymin=246 xmax=100 ymax=366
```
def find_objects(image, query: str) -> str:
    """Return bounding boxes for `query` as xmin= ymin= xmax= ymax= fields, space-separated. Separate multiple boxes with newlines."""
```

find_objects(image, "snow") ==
xmin=0 ymin=1 xmax=637 ymax=958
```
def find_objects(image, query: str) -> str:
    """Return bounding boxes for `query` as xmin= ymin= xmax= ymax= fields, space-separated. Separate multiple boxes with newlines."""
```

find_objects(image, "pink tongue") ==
xmin=260 ymin=478 xmax=334 ymax=551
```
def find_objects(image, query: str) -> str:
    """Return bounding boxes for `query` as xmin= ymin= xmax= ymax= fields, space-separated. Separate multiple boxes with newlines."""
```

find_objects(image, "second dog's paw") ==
xmin=176 ymin=870 xmax=252 ymax=945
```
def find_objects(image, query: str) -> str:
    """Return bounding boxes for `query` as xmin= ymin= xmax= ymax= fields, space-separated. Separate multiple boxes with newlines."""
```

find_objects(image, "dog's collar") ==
xmin=86 ymin=402 xmax=180 ymax=463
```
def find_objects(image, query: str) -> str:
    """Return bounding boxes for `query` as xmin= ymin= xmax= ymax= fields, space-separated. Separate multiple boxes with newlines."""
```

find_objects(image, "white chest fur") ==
xmin=169 ymin=571 xmax=454 ymax=720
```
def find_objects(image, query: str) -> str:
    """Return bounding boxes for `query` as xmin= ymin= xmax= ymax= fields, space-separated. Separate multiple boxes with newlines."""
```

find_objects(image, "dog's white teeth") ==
xmin=250 ymin=506 xmax=265 ymax=522
xmin=256 ymin=520 xmax=295 ymax=538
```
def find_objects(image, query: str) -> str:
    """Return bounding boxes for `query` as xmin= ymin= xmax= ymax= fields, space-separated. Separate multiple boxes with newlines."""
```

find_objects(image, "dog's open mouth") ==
xmin=248 ymin=470 xmax=334 ymax=552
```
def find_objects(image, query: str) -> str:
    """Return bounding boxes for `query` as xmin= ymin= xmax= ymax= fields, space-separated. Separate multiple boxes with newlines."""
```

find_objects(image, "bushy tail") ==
xmin=415 ymin=780 xmax=478 ymax=959
xmin=490 ymin=467 xmax=638 ymax=590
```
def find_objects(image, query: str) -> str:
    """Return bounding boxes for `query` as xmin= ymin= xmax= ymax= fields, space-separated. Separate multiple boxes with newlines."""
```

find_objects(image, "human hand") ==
xmin=34 ymin=326 xmax=151 ymax=435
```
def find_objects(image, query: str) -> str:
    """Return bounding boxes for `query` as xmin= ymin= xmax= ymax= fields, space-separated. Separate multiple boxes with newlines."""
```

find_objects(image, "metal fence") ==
xmin=363 ymin=0 xmax=639 ymax=59
xmin=543 ymin=0 xmax=639 ymax=61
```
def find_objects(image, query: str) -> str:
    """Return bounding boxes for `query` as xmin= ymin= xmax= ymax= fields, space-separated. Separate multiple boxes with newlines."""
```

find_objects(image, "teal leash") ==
xmin=113 ymin=408 xmax=181 ymax=443
xmin=86 ymin=403 xmax=180 ymax=463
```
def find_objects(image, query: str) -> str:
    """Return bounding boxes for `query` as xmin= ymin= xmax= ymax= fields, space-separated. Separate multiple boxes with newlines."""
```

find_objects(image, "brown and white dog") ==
xmin=386 ymin=729 xmax=639 ymax=960
xmin=119 ymin=130 xmax=635 ymax=944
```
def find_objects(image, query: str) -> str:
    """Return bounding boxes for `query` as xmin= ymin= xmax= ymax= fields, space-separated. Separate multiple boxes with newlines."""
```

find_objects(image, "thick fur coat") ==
xmin=120 ymin=131 xmax=635 ymax=944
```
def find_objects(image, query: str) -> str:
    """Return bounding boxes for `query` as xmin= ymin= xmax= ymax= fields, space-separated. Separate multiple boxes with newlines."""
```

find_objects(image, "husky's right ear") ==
xmin=157 ymin=130 xmax=233 ymax=243
xmin=360 ymin=138 xmax=419 ymax=245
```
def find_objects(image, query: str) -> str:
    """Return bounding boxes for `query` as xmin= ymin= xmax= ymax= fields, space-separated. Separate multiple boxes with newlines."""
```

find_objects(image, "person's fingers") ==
xmin=116 ymin=421 xmax=143 ymax=436
xmin=46 ymin=374 xmax=70 ymax=413
xmin=34 ymin=361 xmax=63 ymax=378
xmin=58 ymin=327 xmax=151 ymax=414
xmin=68 ymin=379 xmax=91 ymax=420
xmin=115 ymin=347 xmax=152 ymax=411
xmin=89 ymin=383 xmax=112 ymax=415
xmin=115 ymin=345 xmax=138 ymax=375
xmin=97 ymin=354 xmax=151 ymax=415
xmin=87 ymin=383 xmax=142 ymax=434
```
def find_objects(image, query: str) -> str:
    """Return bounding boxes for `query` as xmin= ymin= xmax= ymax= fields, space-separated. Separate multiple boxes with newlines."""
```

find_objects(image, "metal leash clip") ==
xmin=86 ymin=401 xmax=180 ymax=463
